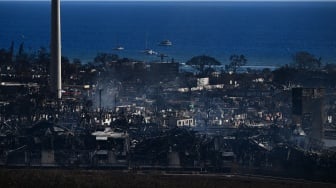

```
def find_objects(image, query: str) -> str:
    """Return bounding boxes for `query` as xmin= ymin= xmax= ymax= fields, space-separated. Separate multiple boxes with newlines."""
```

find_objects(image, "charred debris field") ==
xmin=0 ymin=169 xmax=334 ymax=188
xmin=2 ymin=1 xmax=336 ymax=186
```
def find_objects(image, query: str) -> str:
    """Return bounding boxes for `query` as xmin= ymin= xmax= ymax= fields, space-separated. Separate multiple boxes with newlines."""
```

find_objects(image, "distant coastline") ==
xmin=0 ymin=1 xmax=335 ymax=65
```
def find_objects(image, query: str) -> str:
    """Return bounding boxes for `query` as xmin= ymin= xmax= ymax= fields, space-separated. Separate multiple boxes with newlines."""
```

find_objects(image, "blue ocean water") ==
xmin=0 ymin=1 xmax=336 ymax=66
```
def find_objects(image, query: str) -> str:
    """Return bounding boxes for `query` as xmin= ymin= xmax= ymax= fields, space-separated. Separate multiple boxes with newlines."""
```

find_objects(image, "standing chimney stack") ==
xmin=50 ymin=0 xmax=62 ymax=99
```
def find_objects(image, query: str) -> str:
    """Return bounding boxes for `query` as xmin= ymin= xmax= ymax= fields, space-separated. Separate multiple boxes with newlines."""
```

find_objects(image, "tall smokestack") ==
xmin=50 ymin=0 xmax=62 ymax=99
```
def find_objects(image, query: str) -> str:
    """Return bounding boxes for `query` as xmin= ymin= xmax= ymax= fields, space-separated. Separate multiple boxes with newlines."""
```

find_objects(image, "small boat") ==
xmin=144 ymin=49 xmax=158 ymax=55
xmin=114 ymin=46 xmax=124 ymax=51
xmin=159 ymin=40 xmax=172 ymax=46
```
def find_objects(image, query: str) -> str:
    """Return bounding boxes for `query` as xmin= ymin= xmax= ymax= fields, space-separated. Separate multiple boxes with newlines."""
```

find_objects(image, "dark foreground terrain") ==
xmin=0 ymin=169 xmax=335 ymax=188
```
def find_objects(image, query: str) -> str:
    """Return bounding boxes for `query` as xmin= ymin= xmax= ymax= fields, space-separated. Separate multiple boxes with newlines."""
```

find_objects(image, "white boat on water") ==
xmin=114 ymin=46 xmax=124 ymax=51
xmin=144 ymin=49 xmax=158 ymax=55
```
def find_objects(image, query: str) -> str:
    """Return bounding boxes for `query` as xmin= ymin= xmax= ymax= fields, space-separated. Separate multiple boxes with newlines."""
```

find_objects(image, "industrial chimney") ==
xmin=50 ymin=0 xmax=62 ymax=99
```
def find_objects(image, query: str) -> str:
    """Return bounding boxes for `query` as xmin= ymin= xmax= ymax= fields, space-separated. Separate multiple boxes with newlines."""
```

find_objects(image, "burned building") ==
xmin=150 ymin=62 xmax=179 ymax=80
xmin=292 ymin=88 xmax=325 ymax=142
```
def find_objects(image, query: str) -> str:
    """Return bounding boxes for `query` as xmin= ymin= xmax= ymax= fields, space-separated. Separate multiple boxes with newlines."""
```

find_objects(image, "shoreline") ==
xmin=64 ymin=52 xmax=292 ymax=66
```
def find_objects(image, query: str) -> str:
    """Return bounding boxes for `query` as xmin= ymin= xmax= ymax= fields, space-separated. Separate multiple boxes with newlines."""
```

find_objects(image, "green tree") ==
xmin=292 ymin=51 xmax=321 ymax=70
xmin=227 ymin=54 xmax=247 ymax=73
xmin=186 ymin=55 xmax=221 ymax=75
